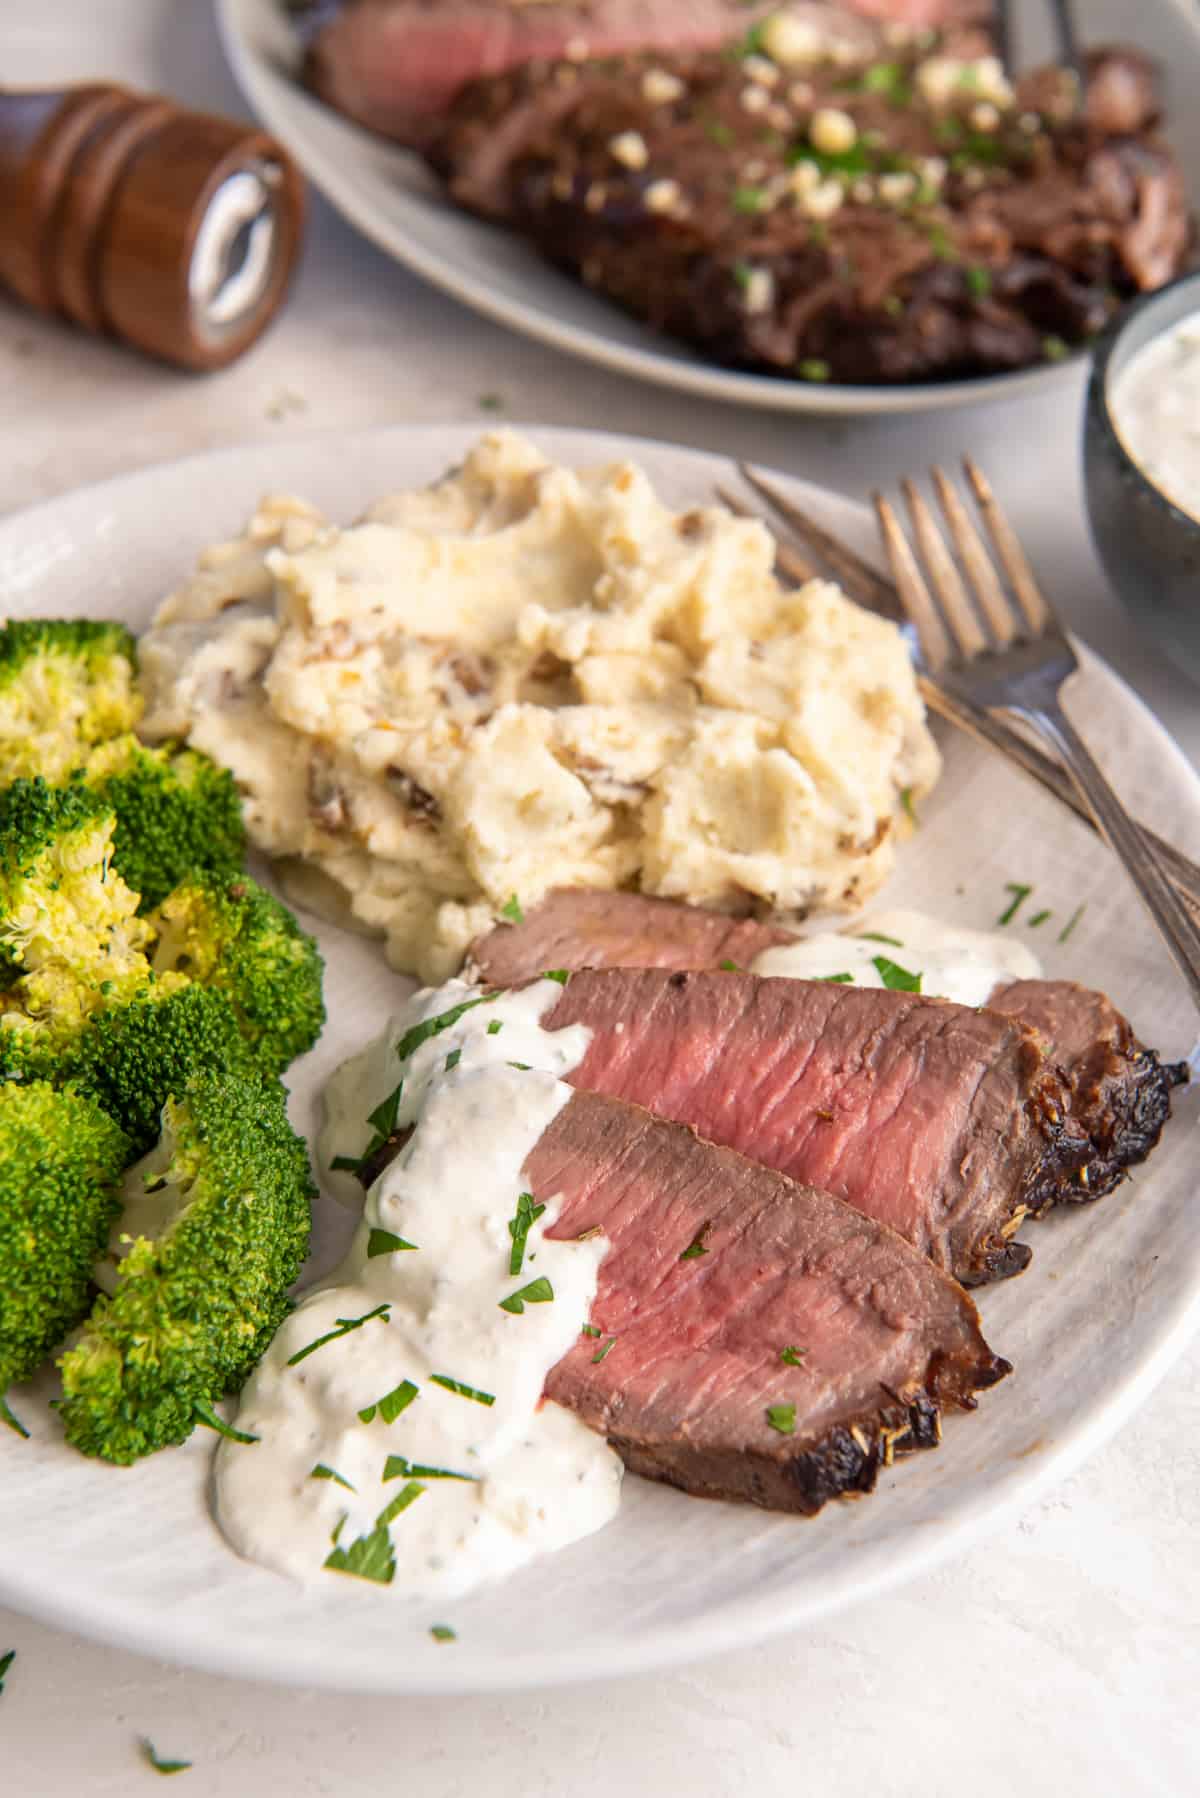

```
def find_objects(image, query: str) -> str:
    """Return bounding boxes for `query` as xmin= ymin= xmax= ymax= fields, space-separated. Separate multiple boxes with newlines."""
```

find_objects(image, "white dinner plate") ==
xmin=0 ymin=424 xmax=1197 ymax=1695
xmin=215 ymin=0 xmax=1200 ymax=418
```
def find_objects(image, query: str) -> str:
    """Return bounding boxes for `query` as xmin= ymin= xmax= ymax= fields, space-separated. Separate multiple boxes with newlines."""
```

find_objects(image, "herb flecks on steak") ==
xmin=428 ymin=37 xmax=1189 ymax=385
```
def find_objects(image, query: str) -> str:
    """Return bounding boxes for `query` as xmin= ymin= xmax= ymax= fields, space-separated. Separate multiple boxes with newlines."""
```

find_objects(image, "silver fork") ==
xmin=875 ymin=459 xmax=1200 ymax=1011
xmin=719 ymin=467 xmax=1200 ymax=915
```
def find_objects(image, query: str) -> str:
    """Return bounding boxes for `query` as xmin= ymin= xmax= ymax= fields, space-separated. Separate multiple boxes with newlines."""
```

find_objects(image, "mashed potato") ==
xmin=138 ymin=432 xmax=939 ymax=980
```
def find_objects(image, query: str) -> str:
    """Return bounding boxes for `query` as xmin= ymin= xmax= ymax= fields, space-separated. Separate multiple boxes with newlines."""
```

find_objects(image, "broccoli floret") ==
xmin=0 ymin=778 xmax=152 ymax=988
xmin=82 ymin=736 xmax=247 ymax=911
xmin=0 ymin=619 xmax=140 ymax=785
xmin=68 ymin=981 xmax=254 ymax=1157
xmin=149 ymin=874 xmax=324 ymax=1075
xmin=0 ymin=1084 xmax=130 ymax=1405
xmin=58 ymin=1072 xmax=315 ymax=1465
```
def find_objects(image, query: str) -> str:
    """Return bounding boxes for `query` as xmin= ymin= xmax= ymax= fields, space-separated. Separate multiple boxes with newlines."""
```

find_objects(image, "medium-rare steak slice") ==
xmin=473 ymin=890 xmax=1184 ymax=1213
xmin=471 ymin=887 xmax=794 ymax=989
xmin=540 ymin=968 xmax=1143 ymax=1284
xmin=531 ymin=1089 xmax=1008 ymax=1513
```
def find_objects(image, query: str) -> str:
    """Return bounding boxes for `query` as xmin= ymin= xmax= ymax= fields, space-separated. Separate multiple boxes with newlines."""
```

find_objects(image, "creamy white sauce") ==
xmin=751 ymin=907 xmax=1040 ymax=1006
xmin=1111 ymin=314 xmax=1200 ymax=523
xmin=217 ymin=980 xmax=619 ymax=1600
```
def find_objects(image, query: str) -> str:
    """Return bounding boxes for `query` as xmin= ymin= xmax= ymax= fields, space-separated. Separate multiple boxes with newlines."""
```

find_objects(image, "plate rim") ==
xmin=1 ymin=419 xmax=1198 ymax=1695
xmin=213 ymin=0 xmax=1102 ymax=421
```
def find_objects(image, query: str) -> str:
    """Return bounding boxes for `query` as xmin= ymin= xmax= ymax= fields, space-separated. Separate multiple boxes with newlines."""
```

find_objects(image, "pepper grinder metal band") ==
xmin=0 ymin=83 xmax=306 ymax=371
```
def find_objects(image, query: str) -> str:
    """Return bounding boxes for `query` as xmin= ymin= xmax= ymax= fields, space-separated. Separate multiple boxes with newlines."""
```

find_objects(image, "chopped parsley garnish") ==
xmin=883 ymin=294 xmax=904 ymax=318
xmin=311 ymin=1463 xmax=356 ymax=1492
xmin=1042 ymin=335 xmax=1070 ymax=362
xmin=358 ymin=1378 xmax=419 ymax=1426
xmin=731 ymin=19 xmax=768 ymax=58
xmin=543 ymin=968 xmax=571 ymax=985
xmin=499 ymin=1276 xmax=555 ymax=1315
xmin=377 ymin=1480 xmax=426 ymax=1528
xmin=928 ymin=224 xmax=956 ymax=262
xmin=857 ymin=932 xmax=903 ymax=946
xmin=582 ymin=1324 xmax=602 ymax=1337
xmin=430 ymin=1625 xmax=457 ymax=1643
xmin=487 ymin=1019 xmax=504 ymax=1035
xmin=680 ymin=1225 xmax=712 ymax=1261
xmin=332 ymin=1082 xmax=405 ymax=1173
xmin=430 ymin=1374 xmax=495 ymax=1406
xmin=998 ymin=882 xmax=1033 ymax=925
xmin=817 ymin=971 xmax=854 ymax=983
xmin=287 ymin=1303 xmax=391 ymax=1367
xmin=140 ymin=1740 xmax=192 ymax=1776
xmin=732 ymin=184 xmax=768 ymax=214
xmin=508 ymin=1190 xmax=547 ymax=1276
xmin=397 ymin=995 xmax=498 ymax=1061
xmin=797 ymin=359 xmax=831 ymax=383
xmin=779 ymin=1346 xmax=807 ymax=1366
xmin=508 ymin=1060 xmax=531 ymax=1071
xmin=324 ymin=1523 xmax=395 ymax=1585
xmin=0 ymin=1649 xmax=14 ymax=1694
xmin=859 ymin=61 xmax=912 ymax=105
xmin=705 ymin=118 xmax=735 ymax=148
xmin=500 ymin=894 xmax=524 ymax=923
xmin=899 ymin=786 xmax=916 ymax=822
xmin=367 ymin=1227 xmax=418 ymax=1258
xmin=445 ymin=1048 xmax=461 ymax=1071
xmin=1028 ymin=909 xmax=1052 ymax=928
xmin=478 ymin=392 xmax=503 ymax=412
xmin=1058 ymin=902 xmax=1086 ymax=944
xmin=367 ymin=1083 xmax=404 ymax=1140
xmin=966 ymin=266 xmax=992 ymax=298
xmin=718 ymin=958 xmax=741 ymax=971
xmin=0 ymin=1395 xmax=29 ymax=1439
xmin=192 ymin=1401 xmax=259 ymax=1445
xmin=592 ymin=1337 xmax=617 ymax=1364
xmin=872 ymin=955 xmax=922 ymax=993
xmin=384 ymin=1454 xmax=477 ymax=1482
xmin=766 ymin=1403 xmax=797 ymax=1435
xmin=732 ymin=261 xmax=753 ymax=291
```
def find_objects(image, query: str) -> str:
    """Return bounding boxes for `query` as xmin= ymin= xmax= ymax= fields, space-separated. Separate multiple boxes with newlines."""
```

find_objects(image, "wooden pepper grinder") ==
xmin=0 ymin=83 xmax=306 ymax=371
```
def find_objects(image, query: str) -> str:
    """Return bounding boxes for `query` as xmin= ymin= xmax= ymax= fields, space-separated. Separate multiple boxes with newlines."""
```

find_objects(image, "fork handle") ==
xmin=1020 ymin=700 xmax=1200 ymax=1012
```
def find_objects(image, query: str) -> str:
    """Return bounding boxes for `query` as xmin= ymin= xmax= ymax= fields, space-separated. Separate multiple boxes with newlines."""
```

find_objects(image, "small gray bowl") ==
xmin=1084 ymin=268 xmax=1200 ymax=686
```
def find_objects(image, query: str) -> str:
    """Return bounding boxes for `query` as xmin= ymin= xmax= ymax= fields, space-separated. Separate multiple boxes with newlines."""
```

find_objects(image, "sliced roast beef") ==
xmin=471 ymin=887 xmax=794 ymax=990
xmin=530 ymin=1088 xmax=1008 ymax=1512
xmin=291 ymin=0 xmax=992 ymax=148
xmin=293 ymin=0 xmax=776 ymax=149
xmin=531 ymin=966 xmax=1174 ymax=1284
xmin=473 ymin=890 xmax=1184 ymax=1216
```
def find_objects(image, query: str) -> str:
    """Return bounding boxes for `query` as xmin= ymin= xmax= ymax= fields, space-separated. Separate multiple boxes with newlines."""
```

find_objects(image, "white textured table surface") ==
xmin=3 ymin=3 xmax=1199 ymax=1792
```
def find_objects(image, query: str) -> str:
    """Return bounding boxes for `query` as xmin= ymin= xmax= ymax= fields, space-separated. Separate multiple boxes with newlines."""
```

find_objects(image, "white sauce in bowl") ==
xmin=752 ymin=908 xmax=1040 ymax=1005
xmin=217 ymin=980 xmax=620 ymax=1600
xmin=1110 ymin=313 xmax=1200 ymax=523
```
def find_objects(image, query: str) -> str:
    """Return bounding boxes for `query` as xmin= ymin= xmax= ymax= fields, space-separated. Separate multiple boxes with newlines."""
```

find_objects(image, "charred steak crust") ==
xmin=989 ymin=979 xmax=1188 ymax=1206
xmin=530 ymin=1089 xmax=1008 ymax=1515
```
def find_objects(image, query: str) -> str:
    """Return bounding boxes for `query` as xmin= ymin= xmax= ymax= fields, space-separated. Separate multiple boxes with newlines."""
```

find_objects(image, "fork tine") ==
xmin=715 ymin=484 xmax=821 ymax=587
xmin=738 ymin=463 xmax=905 ymax=623
xmin=962 ymin=457 xmax=1054 ymax=635
xmin=930 ymin=467 xmax=1018 ymax=648
xmin=902 ymin=475 xmax=989 ymax=662
xmin=873 ymin=492 xmax=952 ymax=672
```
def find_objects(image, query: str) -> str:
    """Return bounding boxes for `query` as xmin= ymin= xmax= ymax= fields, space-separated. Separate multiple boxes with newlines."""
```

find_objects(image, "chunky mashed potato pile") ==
xmin=138 ymin=433 xmax=939 ymax=980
